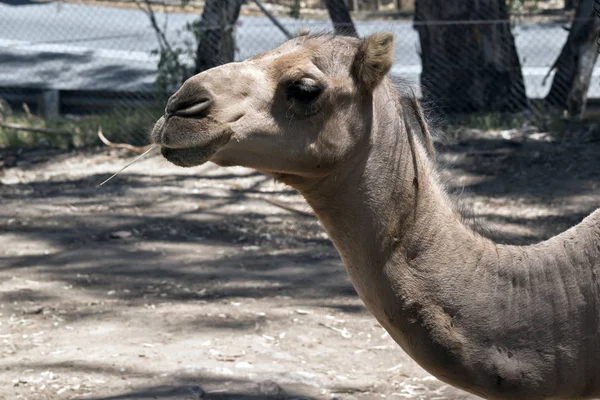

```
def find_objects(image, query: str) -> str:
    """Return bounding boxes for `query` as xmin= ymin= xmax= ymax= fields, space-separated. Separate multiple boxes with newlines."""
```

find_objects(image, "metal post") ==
xmin=252 ymin=0 xmax=293 ymax=39
xmin=38 ymin=90 xmax=60 ymax=119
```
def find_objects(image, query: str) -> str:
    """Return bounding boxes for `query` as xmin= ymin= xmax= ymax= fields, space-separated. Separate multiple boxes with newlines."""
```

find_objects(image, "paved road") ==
xmin=1 ymin=1 xmax=599 ymax=97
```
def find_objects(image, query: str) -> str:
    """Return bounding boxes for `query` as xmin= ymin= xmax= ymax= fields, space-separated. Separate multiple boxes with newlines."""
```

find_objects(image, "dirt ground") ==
xmin=0 ymin=130 xmax=599 ymax=400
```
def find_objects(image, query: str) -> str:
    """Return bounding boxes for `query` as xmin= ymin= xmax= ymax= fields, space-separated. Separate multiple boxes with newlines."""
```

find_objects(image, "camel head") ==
xmin=151 ymin=33 xmax=395 ymax=184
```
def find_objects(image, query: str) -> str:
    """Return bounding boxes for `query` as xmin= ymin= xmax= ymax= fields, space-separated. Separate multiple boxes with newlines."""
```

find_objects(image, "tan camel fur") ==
xmin=151 ymin=33 xmax=600 ymax=400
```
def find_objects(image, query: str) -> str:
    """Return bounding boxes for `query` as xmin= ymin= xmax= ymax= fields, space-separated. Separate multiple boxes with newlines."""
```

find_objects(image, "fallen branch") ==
xmin=0 ymin=121 xmax=71 ymax=135
xmin=97 ymin=127 xmax=154 ymax=153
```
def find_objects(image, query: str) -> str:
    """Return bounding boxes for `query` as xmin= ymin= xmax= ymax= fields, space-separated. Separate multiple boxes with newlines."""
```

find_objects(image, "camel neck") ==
xmin=296 ymin=96 xmax=500 ymax=391
xmin=301 ymin=99 xmax=480 ymax=272
xmin=295 ymin=93 xmax=600 ymax=399
xmin=298 ymin=95 xmax=488 ymax=316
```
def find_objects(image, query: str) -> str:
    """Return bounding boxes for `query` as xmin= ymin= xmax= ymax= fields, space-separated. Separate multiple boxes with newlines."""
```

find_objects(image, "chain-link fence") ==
xmin=0 ymin=0 xmax=596 ymax=147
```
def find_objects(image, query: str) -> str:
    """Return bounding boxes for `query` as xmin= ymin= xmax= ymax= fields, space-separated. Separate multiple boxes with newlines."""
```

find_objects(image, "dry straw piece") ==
xmin=98 ymin=144 xmax=158 ymax=187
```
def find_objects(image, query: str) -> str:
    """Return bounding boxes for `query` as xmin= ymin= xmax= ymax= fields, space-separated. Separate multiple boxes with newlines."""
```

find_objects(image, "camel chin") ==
xmin=159 ymin=145 xmax=218 ymax=168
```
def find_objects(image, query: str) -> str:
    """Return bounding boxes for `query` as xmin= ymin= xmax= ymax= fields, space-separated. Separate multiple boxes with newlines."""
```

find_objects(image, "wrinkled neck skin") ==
xmin=300 ymin=87 xmax=475 ymax=310
xmin=292 ymin=84 xmax=600 ymax=400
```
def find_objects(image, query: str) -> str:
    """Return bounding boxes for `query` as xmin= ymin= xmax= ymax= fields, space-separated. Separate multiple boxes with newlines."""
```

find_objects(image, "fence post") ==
xmin=38 ymin=90 xmax=60 ymax=119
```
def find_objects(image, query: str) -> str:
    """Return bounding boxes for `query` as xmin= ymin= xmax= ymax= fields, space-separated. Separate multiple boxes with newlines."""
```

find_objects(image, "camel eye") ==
xmin=286 ymin=80 xmax=323 ymax=103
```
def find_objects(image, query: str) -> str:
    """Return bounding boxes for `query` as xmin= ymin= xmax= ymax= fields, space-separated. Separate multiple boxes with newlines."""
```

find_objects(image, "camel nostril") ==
xmin=173 ymin=98 xmax=213 ymax=117
xmin=165 ymin=81 xmax=214 ymax=117
xmin=166 ymin=95 xmax=213 ymax=118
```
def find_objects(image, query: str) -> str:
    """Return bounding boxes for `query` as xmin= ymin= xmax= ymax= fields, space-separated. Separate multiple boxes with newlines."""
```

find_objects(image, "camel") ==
xmin=150 ymin=32 xmax=600 ymax=400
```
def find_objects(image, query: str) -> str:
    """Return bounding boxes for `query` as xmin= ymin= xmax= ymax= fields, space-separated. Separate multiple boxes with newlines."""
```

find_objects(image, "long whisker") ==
xmin=98 ymin=144 xmax=159 ymax=187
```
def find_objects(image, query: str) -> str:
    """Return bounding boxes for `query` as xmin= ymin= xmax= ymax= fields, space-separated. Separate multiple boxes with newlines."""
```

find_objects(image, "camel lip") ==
xmin=151 ymin=114 xmax=235 ymax=167
xmin=157 ymin=128 xmax=232 ymax=168
xmin=160 ymin=144 xmax=219 ymax=168
xmin=151 ymin=116 xmax=217 ymax=167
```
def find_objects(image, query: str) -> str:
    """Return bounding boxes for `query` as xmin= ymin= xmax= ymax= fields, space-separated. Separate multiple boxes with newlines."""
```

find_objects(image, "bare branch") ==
xmin=134 ymin=0 xmax=188 ymax=81
xmin=97 ymin=127 xmax=154 ymax=153
xmin=0 ymin=121 xmax=72 ymax=135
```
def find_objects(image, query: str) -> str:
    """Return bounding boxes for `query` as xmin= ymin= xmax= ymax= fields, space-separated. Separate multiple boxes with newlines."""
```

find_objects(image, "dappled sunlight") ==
xmin=8 ymin=360 xmax=321 ymax=399
xmin=437 ymin=136 xmax=600 ymax=201
xmin=434 ymin=134 xmax=600 ymax=244
xmin=1 ymin=141 xmax=598 ymax=399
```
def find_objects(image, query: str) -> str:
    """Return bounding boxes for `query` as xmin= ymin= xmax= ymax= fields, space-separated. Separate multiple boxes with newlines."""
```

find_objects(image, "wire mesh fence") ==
xmin=0 ymin=0 xmax=596 ymax=147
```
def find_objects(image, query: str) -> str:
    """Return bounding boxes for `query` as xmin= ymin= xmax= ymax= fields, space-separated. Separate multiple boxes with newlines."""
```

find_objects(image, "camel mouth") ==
xmin=151 ymin=115 xmax=233 ymax=168
xmin=160 ymin=145 xmax=219 ymax=168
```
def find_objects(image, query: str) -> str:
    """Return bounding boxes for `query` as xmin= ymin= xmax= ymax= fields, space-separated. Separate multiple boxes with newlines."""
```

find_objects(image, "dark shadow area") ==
xmin=0 ymin=51 xmax=93 ymax=67
xmin=11 ymin=361 xmax=317 ymax=399
xmin=435 ymin=136 xmax=600 ymax=244
xmin=0 ymin=160 xmax=353 ymax=323
xmin=0 ymin=0 xmax=45 ymax=6
xmin=90 ymin=386 xmax=307 ymax=400
xmin=437 ymin=136 xmax=600 ymax=200
xmin=0 ymin=51 xmax=154 ymax=91
xmin=77 ymin=64 xmax=156 ymax=91
xmin=0 ymin=287 xmax=56 ymax=303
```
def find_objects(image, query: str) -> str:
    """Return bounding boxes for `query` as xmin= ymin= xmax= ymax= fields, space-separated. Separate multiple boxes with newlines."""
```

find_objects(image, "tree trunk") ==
xmin=565 ymin=0 xmax=576 ymax=10
xmin=565 ymin=0 xmax=573 ymax=10
xmin=194 ymin=0 xmax=244 ymax=74
xmin=325 ymin=0 xmax=358 ymax=37
xmin=545 ymin=0 xmax=600 ymax=117
xmin=414 ymin=0 xmax=528 ymax=113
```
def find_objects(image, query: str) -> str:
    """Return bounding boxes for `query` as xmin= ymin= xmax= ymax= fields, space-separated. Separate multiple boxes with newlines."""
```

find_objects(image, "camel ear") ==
xmin=352 ymin=33 xmax=394 ymax=91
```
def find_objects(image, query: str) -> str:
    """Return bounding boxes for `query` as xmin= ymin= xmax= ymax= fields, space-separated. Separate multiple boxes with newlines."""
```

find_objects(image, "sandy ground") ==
xmin=0 ymin=130 xmax=599 ymax=400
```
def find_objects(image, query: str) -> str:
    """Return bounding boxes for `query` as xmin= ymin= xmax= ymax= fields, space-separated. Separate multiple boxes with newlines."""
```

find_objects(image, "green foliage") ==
xmin=507 ymin=0 xmax=524 ymax=12
xmin=289 ymin=0 xmax=302 ymax=19
xmin=153 ymin=46 xmax=189 ymax=99
xmin=443 ymin=99 xmax=600 ymax=141
xmin=148 ymin=5 xmax=204 ymax=98
xmin=445 ymin=112 xmax=530 ymax=132
xmin=0 ymin=107 xmax=163 ymax=150
xmin=147 ymin=1 xmax=242 ymax=97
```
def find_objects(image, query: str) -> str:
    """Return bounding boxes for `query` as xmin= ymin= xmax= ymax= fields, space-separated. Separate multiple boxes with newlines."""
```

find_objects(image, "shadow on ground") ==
xmin=437 ymin=135 xmax=599 ymax=243
xmin=11 ymin=360 xmax=316 ymax=399
xmin=2 ymin=137 xmax=599 ymax=310
xmin=0 ymin=135 xmax=598 ymax=399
